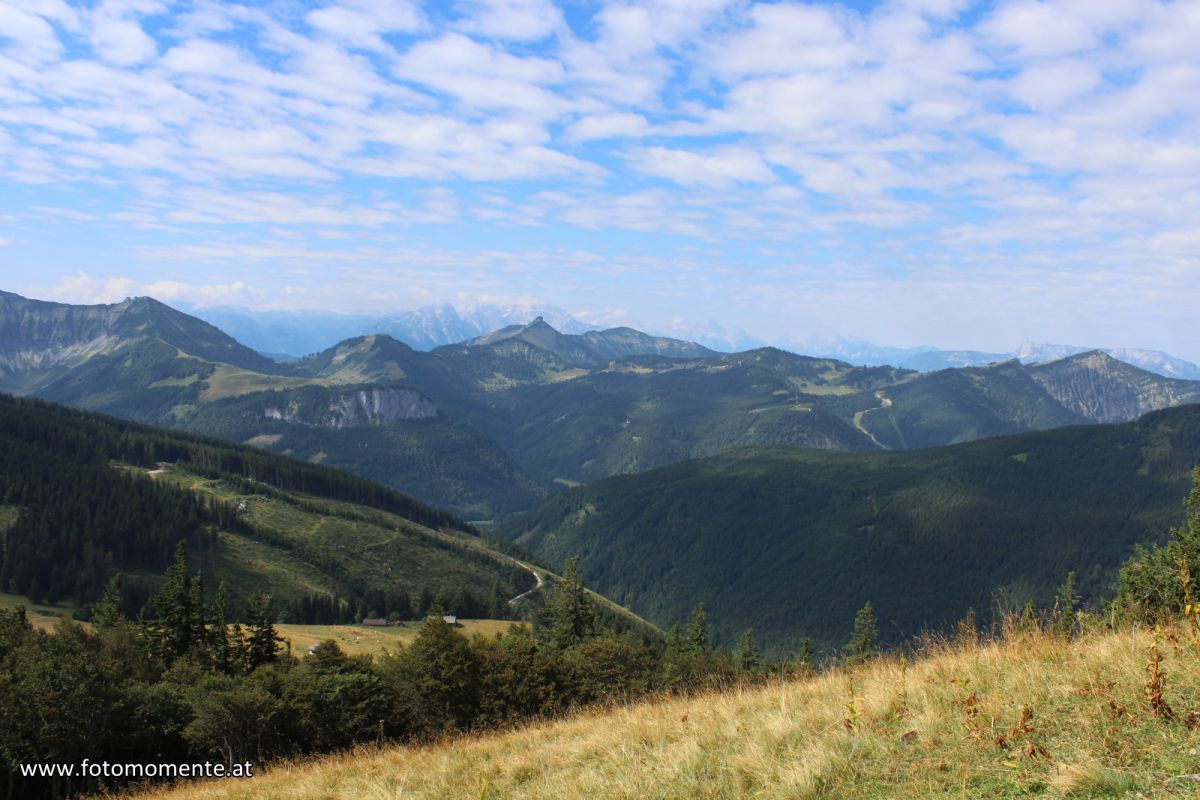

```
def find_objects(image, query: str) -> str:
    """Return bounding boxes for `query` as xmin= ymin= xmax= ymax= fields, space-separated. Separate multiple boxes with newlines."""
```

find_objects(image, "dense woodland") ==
xmin=0 ymin=394 xmax=506 ymax=618
xmin=505 ymin=405 xmax=1200 ymax=652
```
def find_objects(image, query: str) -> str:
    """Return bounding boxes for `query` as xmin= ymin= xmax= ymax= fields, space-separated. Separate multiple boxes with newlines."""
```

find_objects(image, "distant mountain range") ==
xmin=4 ymin=289 xmax=1200 ymax=519
xmin=184 ymin=301 xmax=1199 ymax=380
xmin=187 ymin=302 xmax=592 ymax=359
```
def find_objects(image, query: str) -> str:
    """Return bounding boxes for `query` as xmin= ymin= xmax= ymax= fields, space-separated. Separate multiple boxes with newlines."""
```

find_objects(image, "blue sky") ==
xmin=1 ymin=0 xmax=1197 ymax=358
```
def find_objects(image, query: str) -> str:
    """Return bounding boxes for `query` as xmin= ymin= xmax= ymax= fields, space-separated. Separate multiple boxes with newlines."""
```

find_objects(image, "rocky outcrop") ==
xmin=327 ymin=387 xmax=437 ymax=426
xmin=264 ymin=387 xmax=437 ymax=428
xmin=1030 ymin=351 xmax=1200 ymax=423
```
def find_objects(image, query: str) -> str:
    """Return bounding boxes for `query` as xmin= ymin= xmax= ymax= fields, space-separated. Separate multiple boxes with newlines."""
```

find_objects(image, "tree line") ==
xmin=0 ymin=549 xmax=851 ymax=800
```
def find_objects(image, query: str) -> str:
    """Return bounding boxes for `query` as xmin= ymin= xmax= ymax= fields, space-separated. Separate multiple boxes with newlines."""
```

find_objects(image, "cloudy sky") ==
xmin=1 ymin=0 xmax=1197 ymax=357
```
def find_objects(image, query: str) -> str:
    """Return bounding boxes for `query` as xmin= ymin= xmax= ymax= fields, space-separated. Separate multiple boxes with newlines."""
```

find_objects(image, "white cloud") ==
xmin=456 ymin=0 xmax=564 ymax=41
xmin=306 ymin=0 xmax=423 ymax=51
xmin=627 ymin=146 xmax=777 ymax=188
xmin=30 ymin=271 xmax=263 ymax=308
xmin=89 ymin=0 xmax=161 ymax=66
xmin=395 ymin=33 xmax=566 ymax=114
xmin=0 ymin=2 xmax=65 ymax=64
xmin=564 ymin=112 xmax=648 ymax=141
xmin=979 ymin=0 xmax=1099 ymax=58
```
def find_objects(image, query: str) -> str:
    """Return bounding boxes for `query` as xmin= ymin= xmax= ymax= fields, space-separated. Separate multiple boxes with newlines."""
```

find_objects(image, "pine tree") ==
xmin=209 ymin=582 xmax=234 ymax=673
xmin=152 ymin=542 xmax=198 ymax=663
xmin=91 ymin=574 xmax=124 ymax=630
xmin=734 ymin=629 xmax=759 ymax=673
xmin=795 ymin=637 xmax=813 ymax=675
xmin=1118 ymin=468 xmax=1200 ymax=618
xmin=845 ymin=602 xmax=879 ymax=664
xmin=243 ymin=593 xmax=281 ymax=669
xmin=545 ymin=556 xmax=596 ymax=650
xmin=686 ymin=602 xmax=709 ymax=656
xmin=1052 ymin=571 xmax=1078 ymax=638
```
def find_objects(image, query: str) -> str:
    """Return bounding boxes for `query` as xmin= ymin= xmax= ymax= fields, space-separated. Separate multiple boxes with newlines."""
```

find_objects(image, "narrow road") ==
xmin=852 ymin=391 xmax=893 ymax=450
xmin=507 ymin=560 xmax=545 ymax=606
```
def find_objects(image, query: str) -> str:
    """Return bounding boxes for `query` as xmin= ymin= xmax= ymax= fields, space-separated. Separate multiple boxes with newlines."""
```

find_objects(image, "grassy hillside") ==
xmin=503 ymin=405 xmax=1200 ymax=653
xmin=129 ymin=624 xmax=1200 ymax=800
xmin=0 ymin=394 xmax=536 ymax=618
xmin=274 ymin=619 xmax=525 ymax=656
xmin=0 ymin=588 xmax=526 ymax=654
xmin=147 ymin=463 xmax=535 ymax=614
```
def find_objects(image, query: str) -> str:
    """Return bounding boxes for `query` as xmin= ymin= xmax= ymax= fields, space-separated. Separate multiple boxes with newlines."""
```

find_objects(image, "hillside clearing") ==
xmin=131 ymin=626 xmax=1200 ymax=799
xmin=275 ymin=619 xmax=526 ymax=657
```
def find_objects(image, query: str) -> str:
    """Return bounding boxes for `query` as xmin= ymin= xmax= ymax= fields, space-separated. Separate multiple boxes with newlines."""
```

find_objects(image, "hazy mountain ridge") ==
xmin=189 ymin=302 xmax=593 ymax=358
xmin=463 ymin=317 xmax=716 ymax=367
xmin=885 ymin=341 xmax=1200 ymax=379
xmin=185 ymin=300 xmax=1198 ymax=380
xmin=4 ymin=291 xmax=1200 ymax=518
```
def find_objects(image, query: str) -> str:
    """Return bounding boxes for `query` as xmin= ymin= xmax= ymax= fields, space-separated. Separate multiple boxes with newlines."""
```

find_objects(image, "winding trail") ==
xmin=852 ymin=391 xmax=893 ymax=450
xmin=506 ymin=560 xmax=545 ymax=606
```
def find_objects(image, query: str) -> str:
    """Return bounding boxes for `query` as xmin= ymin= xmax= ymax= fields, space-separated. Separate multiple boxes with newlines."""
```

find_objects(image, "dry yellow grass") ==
xmin=0 ymin=591 xmax=78 ymax=632
xmin=275 ymin=620 xmax=526 ymax=657
xmin=130 ymin=625 xmax=1200 ymax=800
xmin=198 ymin=365 xmax=332 ymax=401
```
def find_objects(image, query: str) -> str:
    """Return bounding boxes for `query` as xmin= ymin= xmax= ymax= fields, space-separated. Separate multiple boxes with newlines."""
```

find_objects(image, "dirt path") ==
xmin=852 ymin=391 xmax=893 ymax=450
xmin=507 ymin=560 xmax=545 ymax=606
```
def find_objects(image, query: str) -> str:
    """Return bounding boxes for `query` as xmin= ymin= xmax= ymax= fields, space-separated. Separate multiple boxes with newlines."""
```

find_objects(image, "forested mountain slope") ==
xmin=502 ymin=404 xmax=1200 ymax=653
xmin=0 ymin=394 xmax=536 ymax=619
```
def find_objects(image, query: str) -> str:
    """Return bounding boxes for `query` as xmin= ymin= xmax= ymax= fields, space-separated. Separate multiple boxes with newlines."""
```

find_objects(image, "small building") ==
xmin=441 ymin=614 xmax=458 ymax=625
xmin=362 ymin=618 xmax=389 ymax=627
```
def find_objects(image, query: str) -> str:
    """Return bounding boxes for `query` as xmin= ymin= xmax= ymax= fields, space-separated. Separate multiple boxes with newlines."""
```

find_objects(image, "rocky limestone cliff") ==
xmin=264 ymin=387 xmax=437 ymax=428
xmin=1030 ymin=351 xmax=1200 ymax=423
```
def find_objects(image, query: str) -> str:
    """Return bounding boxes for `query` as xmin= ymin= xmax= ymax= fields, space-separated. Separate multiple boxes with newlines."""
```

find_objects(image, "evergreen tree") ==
xmin=91 ymin=575 xmax=124 ymax=630
xmin=685 ymin=602 xmax=709 ymax=656
xmin=795 ymin=637 xmax=813 ymax=675
xmin=152 ymin=542 xmax=199 ymax=663
xmin=734 ymin=629 xmax=759 ymax=673
xmin=1117 ymin=468 xmax=1200 ymax=619
xmin=208 ymin=583 xmax=234 ymax=673
xmin=243 ymin=593 xmax=281 ymax=669
xmin=386 ymin=618 xmax=481 ymax=734
xmin=845 ymin=602 xmax=879 ymax=664
xmin=545 ymin=556 xmax=596 ymax=650
xmin=1052 ymin=571 xmax=1078 ymax=637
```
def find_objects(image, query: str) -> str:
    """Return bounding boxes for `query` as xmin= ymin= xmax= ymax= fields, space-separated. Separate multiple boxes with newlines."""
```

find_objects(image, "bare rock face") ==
xmin=265 ymin=387 xmax=437 ymax=428
xmin=1030 ymin=351 xmax=1200 ymax=423
xmin=326 ymin=387 xmax=437 ymax=427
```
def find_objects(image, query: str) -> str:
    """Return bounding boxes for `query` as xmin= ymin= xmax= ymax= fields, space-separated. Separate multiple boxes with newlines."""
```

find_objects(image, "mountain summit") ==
xmin=463 ymin=317 xmax=715 ymax=367
xmin=0 ymin=291 xmax=279 ymax=394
